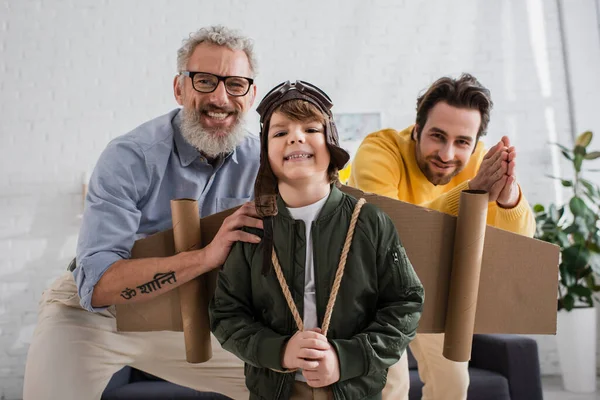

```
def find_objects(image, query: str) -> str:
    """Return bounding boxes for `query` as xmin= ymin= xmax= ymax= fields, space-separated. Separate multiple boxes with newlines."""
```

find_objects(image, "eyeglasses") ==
xmin=256 ymin=80 xmax=333 ymax=123
xmin=180 ymin=71 xmax=254 ymax=97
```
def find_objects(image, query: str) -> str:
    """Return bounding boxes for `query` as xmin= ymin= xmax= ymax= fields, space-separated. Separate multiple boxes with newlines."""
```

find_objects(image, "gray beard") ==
xmin=180 ymin=107 xmax=247 ymax=159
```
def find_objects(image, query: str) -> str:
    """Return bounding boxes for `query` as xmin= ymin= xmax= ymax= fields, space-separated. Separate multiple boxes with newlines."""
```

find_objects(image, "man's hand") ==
xmin=201 ymin=202 xmax=263 ymax=270
xmin=281 ymin=330 xmax=331 ymax=371
xmin=302 ymin=345 xmax=341 ymax=388
xmin=496 ymin=139 xmax=521 ymax=208
xmin=469 ymin=138 xmax=509 ymax=202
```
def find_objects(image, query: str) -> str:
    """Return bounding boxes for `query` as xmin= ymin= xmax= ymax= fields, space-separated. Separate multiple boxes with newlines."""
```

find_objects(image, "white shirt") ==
xmin=287 ymin=192 xmax=329 ymax=381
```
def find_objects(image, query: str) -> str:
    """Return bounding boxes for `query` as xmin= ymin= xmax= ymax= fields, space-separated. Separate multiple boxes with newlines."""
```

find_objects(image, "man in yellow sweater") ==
xmin=348 ymin=73 xmax=535 ymax=400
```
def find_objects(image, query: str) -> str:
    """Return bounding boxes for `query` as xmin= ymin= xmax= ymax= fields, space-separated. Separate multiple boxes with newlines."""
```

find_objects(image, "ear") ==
xmin=412 ymin=124 xmax=420 ymax=141
xmin=471 ymin=137 xmax=480 ymax=154
xmin=173 ymin=75 xmax=184 ymax=106
xmin=248 ymin=84 xmax=257 ymax=108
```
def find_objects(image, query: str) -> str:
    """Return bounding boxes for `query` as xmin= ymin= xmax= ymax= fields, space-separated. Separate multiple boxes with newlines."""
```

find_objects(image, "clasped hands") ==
xmin=281 ymin=328 xmax=340 ymax=388
xmin=469 ymin=136 xmax=521 ymax=208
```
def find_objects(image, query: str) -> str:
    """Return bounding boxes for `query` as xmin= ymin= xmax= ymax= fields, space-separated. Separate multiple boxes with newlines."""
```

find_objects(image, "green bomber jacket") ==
xmin=210 ymin=185 xmax=424 ymax=400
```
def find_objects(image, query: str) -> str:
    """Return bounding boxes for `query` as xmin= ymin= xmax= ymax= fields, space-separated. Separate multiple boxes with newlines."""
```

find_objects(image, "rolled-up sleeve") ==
xmin=74 ymin=140 xmax=149 ymax=312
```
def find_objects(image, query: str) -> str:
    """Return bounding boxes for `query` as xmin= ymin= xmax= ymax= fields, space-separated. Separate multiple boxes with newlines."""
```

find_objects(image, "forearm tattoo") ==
xmin=119 ymin=271 xmax=177 ymax=300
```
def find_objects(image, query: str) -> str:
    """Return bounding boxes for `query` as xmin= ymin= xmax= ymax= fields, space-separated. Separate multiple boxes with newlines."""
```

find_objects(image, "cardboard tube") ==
xmin=171 ymin=199 xmax=212 ymax=363
xmin=443 ymin=190 xmax=488 ymax=362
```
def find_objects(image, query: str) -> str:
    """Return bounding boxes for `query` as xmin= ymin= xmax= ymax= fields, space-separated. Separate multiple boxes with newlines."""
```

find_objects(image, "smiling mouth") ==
xmin=430 ymin=160 xmax=455 ymax=170
xmin=284 ymin=154 xmax=313 ymax=161
xmin=204 ymin=111 xmax=232 ymax=120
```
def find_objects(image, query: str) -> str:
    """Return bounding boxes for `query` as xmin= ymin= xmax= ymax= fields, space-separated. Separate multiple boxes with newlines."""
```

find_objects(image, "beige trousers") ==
xmin=383 ymin=334 xmax=469 ymax=400
xmin=289 ymin=381 xmax=333 ymax=400
xmin=23 ymin=272 xmax=248 ymax=400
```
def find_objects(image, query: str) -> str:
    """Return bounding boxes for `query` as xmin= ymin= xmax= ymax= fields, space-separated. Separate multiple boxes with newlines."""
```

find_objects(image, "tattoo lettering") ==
xmin=136 ymin=271 xmax=177 ymax=295
xmin=137 ymin=279 xmax=160 ymax=294
xmin=120 ymin=287 xmax=137 ymax=300
xmin=155 ymin=271 xmax=177 ymax=285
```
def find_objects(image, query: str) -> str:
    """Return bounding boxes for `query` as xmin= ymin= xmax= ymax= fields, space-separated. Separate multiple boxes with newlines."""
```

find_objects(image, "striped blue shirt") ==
xmin=74 ymin=109 xmax=260 ymax=312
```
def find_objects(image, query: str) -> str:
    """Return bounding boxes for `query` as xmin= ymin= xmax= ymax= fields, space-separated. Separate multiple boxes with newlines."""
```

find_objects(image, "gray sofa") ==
xmin=407 ymin=334 xmax=543 ymax=400
xmin=101 ymin=334 xmax=542 ymax=400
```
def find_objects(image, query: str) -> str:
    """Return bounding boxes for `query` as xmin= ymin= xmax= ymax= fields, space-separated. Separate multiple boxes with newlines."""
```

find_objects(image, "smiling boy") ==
xmin=210 ymin=80 xmax=424 ymax=400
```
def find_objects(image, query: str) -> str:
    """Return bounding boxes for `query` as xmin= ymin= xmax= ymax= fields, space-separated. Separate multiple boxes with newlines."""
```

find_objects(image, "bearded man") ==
xmin=23 ymin=25 xmax=262 ymax=400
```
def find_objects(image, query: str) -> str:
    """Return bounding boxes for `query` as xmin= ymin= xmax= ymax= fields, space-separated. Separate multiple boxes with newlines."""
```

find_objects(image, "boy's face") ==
xmin=267 ymin=111 xmax=331 ymax=186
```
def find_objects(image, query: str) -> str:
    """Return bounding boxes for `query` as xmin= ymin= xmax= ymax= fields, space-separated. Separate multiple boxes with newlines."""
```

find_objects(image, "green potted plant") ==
xmin=533 ymin=130 xmax=600 ymax=393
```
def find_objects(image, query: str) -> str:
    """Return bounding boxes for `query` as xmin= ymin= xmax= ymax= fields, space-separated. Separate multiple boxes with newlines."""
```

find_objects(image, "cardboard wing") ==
xmin=116 ymin=185 xmax=559 ymax=361
xmin=115 ymin=201 xmax=236 ymax=362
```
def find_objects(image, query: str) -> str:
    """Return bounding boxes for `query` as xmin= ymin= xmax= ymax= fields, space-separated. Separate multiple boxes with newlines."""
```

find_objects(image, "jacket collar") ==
xmin=275 ymin=184 xmax=344 ymax=221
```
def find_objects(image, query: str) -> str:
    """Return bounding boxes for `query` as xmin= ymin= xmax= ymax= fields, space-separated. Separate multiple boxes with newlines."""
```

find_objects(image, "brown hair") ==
xmin=274 ymin=99 xmax=328 ymax=125
xmin=414 ymin=73 xmax=493 ymax=141
xmin=271 ymin=99 xmax=338 ymax=183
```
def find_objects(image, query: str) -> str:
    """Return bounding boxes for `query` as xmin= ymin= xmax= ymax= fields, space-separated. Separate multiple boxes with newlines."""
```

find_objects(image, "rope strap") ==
xmin=270 ymin=198 xmax=366 ymax=373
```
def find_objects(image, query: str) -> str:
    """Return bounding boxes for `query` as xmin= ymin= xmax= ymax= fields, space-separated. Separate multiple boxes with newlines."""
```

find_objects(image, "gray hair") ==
xmin=177 ymin=25 xmax=258 ymax=87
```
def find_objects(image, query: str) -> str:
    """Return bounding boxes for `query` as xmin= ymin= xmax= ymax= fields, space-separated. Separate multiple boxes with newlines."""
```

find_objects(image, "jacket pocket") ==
xmin=337 ymin=371 xmax=386 ymax=399
xmin=245 ymin=364 xmax=285 ymax=399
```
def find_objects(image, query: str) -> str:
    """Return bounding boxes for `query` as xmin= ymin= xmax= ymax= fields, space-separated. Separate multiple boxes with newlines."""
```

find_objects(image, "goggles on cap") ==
xmin=256 ymin=80 xmax=334 ymax=124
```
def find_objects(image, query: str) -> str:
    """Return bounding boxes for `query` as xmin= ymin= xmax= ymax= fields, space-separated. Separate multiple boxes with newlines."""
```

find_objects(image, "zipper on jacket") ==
xmin=314 ymin=221 xmax=341 ymax=400
xmin=312 ymin=221 xmax=322 ymax=328
xmin=275 ymin=374 xmax=286 ymax=400
xmin=290 ymin=220 xmax=297 ymax=322
xmin=332 ymin=383 xmax=342 ymax=400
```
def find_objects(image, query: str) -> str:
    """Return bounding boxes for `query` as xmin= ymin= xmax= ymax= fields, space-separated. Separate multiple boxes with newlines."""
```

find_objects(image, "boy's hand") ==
xmin=281 ymin=330 xmax=330 ymax=370
xmin=302 ymin=346 xmax=341 ymax=388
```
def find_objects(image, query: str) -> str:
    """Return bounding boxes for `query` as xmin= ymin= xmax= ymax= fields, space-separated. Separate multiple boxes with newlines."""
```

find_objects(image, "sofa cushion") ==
xmin=101 ymin=367 xmax=232 ymax=400
xmin=407 ymin=367 xmax=509 ymax=400
xmin=407 ymin=347 xmax=418 ymax=369
xmin=102 ymin=381 xmax=228 ymax=399
xmin=468 ymin=368 xmax=510 ymax=400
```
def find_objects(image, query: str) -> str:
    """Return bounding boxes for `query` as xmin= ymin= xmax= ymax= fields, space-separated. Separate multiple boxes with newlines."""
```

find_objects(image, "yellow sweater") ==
xmin=348 ymin=126 xmax=535 ymax=236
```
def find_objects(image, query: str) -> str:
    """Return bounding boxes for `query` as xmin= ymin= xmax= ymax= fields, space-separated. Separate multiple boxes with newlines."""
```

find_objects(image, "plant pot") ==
xmin=556 ymin=307 xmax=597 ymax=393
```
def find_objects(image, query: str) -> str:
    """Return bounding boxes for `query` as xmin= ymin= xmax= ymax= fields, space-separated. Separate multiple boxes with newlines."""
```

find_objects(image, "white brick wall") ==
xmin=560 ymin=0 xmax=600 ymax=139
xmin=1 ymin=0 xmax=598 ymax=398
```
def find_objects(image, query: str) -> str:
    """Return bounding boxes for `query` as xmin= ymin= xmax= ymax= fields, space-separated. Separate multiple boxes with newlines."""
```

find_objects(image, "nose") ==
xmin=287 ymin=127 xmax=306 ymax=144
xmin=207 ymin=81 xmax=229 ymax=107
xmin=438 ymin=143 xmax=455 ymax=162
